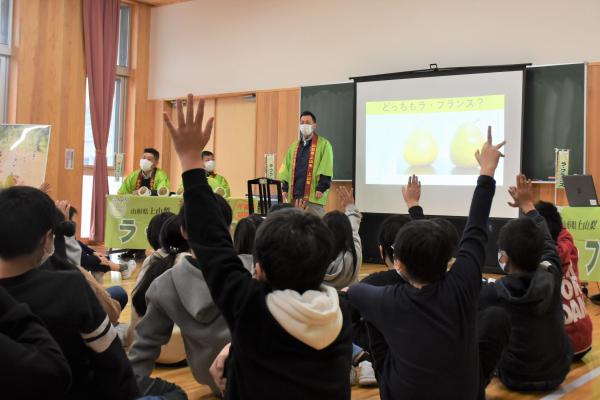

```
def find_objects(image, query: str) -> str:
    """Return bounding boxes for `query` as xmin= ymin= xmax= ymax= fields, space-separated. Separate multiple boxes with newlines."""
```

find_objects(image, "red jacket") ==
xmin=557 ymin=228 xmax=593 ymax=355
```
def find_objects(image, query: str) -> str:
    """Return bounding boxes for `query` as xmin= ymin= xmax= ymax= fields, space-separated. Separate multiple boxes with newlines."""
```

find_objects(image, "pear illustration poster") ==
xmin=0 ymin=124 xmax=51 ymax=188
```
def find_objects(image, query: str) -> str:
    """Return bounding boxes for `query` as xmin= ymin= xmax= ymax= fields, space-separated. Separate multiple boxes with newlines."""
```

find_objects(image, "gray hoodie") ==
xmin=323 ymin=204 xmax=363 ymax=289
xmin=128 ymin=256 xmax=231 ymax=395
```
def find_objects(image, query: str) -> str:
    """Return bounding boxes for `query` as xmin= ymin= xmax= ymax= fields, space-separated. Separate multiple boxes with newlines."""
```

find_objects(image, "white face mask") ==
xmin=204 ymin=160 xmax=216 ymax=173
xmin=299 ymin=124 xmax=313 ymax=139
xmin=140 ymin=158 xmax=153 ymax=172
xmin=498 ymin=250 xmax=507 ymax=272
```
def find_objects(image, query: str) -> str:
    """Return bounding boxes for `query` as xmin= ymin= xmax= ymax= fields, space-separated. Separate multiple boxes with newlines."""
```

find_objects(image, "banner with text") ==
xmin=105 ymin=195 xmax=182 ymax=249
xmin=105 ymin=195 xmax=250 ymax=249
xmin=560 ymin=207 xmax=600 ymax=282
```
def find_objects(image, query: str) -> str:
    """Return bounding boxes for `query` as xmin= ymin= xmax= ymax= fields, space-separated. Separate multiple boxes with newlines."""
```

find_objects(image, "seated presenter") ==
xmin=177 ymin=151 xmax=230 ymax=197
xmin=118 ymin=148 xmax=170 ymax=195
xmin=278 ymin=111 xmax=333 ymax=216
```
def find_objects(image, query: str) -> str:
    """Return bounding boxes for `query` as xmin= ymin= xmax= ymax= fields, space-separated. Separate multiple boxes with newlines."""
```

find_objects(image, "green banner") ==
xmin=105 ymin=195 xmax=183 ymax=249
xmin=560 ymin=207 xmax=600 ymax=282
xmin=105 ymin=195 xmax=250 ymax=249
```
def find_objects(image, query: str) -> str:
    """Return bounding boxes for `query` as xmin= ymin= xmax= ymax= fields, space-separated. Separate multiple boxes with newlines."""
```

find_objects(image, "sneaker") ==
xmin=120 ymin=260 xmax=137 ymax=280
xmin=357 ymin=361 xmax=377 ymax=386
xmin=349 ymin=366 xmax=358 ymax=386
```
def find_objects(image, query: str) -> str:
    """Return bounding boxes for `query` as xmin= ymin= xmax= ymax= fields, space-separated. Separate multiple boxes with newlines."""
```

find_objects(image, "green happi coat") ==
xmin=278 ymin=134 xmax=333 ymax=206
xmin=178 ymin=173 xmax=231 ymax=198
xmin=117 ymin=168 xmax=170 ymax=195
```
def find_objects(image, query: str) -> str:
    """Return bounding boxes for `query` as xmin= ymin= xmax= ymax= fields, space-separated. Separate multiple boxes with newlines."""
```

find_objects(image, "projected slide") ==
xmin=365 ymin=94 xmax=504 ymax=186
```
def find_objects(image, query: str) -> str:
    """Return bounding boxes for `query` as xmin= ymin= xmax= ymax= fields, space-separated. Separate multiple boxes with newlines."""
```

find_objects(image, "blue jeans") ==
xmin=106 ymin=286 xmax=128 ymax=310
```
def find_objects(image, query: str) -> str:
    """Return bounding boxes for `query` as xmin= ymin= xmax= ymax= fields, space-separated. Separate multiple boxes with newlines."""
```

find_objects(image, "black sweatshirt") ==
xmin=79 ymin=241 xmax=109 ymax=273
xmin=348 ymin=175 xmax=496 ymax=400
xmin=0 ymin=285 xmax=71 ymax=400
xmin=182 ymin=169 xmax=352 ymax=400
xmin=0 ymin=268 xmax=138 ymax=400
xmin=479 ymin=210 xmax=572 ymax=385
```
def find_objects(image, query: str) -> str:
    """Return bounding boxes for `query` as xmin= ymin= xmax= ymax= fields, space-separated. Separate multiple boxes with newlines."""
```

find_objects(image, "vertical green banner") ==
xmin=105 ymin=195 xmax=183 ymax=249
xmin=560 ymin=207 xmax=600 ymax=282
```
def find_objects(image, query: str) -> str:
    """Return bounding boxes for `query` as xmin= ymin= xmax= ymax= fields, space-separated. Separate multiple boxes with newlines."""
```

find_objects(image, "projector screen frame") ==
xmin=350 ymin=63 xmax=529 ymax=218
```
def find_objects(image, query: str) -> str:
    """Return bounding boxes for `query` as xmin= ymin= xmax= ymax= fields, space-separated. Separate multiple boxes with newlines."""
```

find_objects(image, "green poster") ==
xmin=105 ymin=195 xmax=183 ymax=249
xmin=559 ymin=207 xmax=600 ymax=282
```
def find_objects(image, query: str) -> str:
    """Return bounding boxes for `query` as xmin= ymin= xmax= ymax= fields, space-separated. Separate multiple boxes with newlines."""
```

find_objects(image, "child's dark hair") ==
xmin=146 ymin=212 xmax=175 ymax=251
xmin=181 ymin=195 xmax=232 ymax=231
xmin=133 ymin=214 xmax=190 ymax=316
xmin=0 ymin=186 xmax=58 ymax=260
xmin=378 ymin=215 xmax=411 ymax=264
xmin=234 ymin=215 xmax=264 ymax=255
xmin=393 ymin=220 xmax=453 ymax=284
xmin=498 ymin=218 xmax=545 ymax=271
xmin=268 ymin=203 xmax=295 ymax=214
xmin=323 ymin=211 xmax=357 ymax=273
xmin=254 ymin=208 xmax=332 ymax=292
xmin=535 ymin=201 xmax=562 ymax=242
xmin=68 ymin=206 xmax=78 ymax=221
xmin=41 ymin=207 xmax=78 ymax=272
xmin=431 ymin=218 xmax=460 ymax=255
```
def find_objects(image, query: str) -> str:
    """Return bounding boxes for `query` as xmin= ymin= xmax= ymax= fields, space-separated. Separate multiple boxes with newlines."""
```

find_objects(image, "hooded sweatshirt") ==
xmin=556 ymin=228 xmax=592 ymax=355
xmin=323 ymin=204 xmax=363 ymax=289
xmin=128 ymin=256 xmax=232 ymax=395
xmin=182 ymin=168 xmax=352 ymax=400
xmin=480 ymin=211 xmax=572 ymax=388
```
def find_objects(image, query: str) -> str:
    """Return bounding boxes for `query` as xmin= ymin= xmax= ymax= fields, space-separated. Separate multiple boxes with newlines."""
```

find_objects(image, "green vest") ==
xmin=117 ymin=168 xmax=170 ymax=195
xmin=178 ymin=173 xmax=231 ymax=198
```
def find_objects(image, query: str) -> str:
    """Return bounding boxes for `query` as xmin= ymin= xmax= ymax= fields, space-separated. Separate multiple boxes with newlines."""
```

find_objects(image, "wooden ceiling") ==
xmin=135 ymin=0 xmax=192 ymax=6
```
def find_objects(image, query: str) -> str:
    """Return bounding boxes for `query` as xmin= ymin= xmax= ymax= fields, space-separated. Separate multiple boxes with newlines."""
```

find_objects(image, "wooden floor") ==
xmin=108 ymin=263 xmax=600 ymax=399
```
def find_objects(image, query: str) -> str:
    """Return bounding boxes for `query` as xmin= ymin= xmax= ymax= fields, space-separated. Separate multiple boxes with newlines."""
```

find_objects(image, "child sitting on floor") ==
xmin=165 ymin=94 xmax=353 ymax=400
xmin=0 ymin=186 xmax=138 ymax=400
xmin=535 ymin=200 xmax=593 ymax=360
xmin=322 ymin=186 xmax=362 ymax=289
xmin=129 ymin=205 xmax=233 ymax=396
xmin=347 ymin=129 xmax=510 ymax=400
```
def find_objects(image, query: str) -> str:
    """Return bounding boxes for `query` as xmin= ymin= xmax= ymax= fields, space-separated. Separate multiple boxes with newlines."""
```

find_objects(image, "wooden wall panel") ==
xmin=215 ymin=96 xmax=256 ymax=197
xmin=164 ymin=99 xmax=216 ymax=190
xmin=9 ymin=0 xmax=86 ymax=216
xmin=254 ymin=89 xmax=299 ymax=177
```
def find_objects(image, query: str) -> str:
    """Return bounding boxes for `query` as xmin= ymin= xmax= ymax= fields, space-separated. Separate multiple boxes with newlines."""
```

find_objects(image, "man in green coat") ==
xmin=177 ymin=151 xmax=231 ymax=197
xmin=118 ymin=148 xmax=170 ymax=195
xmin=278 ymin=111 xmax=333 ymax=216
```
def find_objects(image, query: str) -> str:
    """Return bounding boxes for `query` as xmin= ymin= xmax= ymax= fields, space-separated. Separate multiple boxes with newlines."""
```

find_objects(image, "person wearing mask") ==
xmin=278 ymin=111 xmax=334 ymax=217
xmin=118 ymin=148 xmax=170 ymax=196
xmin=178 ymin=151 xmax=231 ymax=197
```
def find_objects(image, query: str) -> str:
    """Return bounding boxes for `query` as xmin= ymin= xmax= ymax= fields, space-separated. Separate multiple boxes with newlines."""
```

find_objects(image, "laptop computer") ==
xmin=564 ymin=175 xmax=599 ymax=207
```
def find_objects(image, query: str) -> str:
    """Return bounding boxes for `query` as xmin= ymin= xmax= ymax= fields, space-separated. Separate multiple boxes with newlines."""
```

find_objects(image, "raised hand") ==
xmin=508 ymin=174 xmax=535 ymax=213
xmin=402 ymin=174 xmax=421 ymax=208
xmin=164 ymin=93 xmax=215 ymax=172
xmin=55 ymin=200 xmax=71 ymax=218
xmin=337 ymin=186 xmax=354 ymax=208
xmin=474 ymin=126 xmax=506 ymax=178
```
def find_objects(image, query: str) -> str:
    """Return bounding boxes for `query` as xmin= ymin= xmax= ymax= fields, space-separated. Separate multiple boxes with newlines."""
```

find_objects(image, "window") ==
xmin=83 ymin=77 xmax=127 ymax=167
xmin=0 ymin=0 xmax=12 ymax=123
xmin=83 ymin=4 xmax=131 ymax=168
